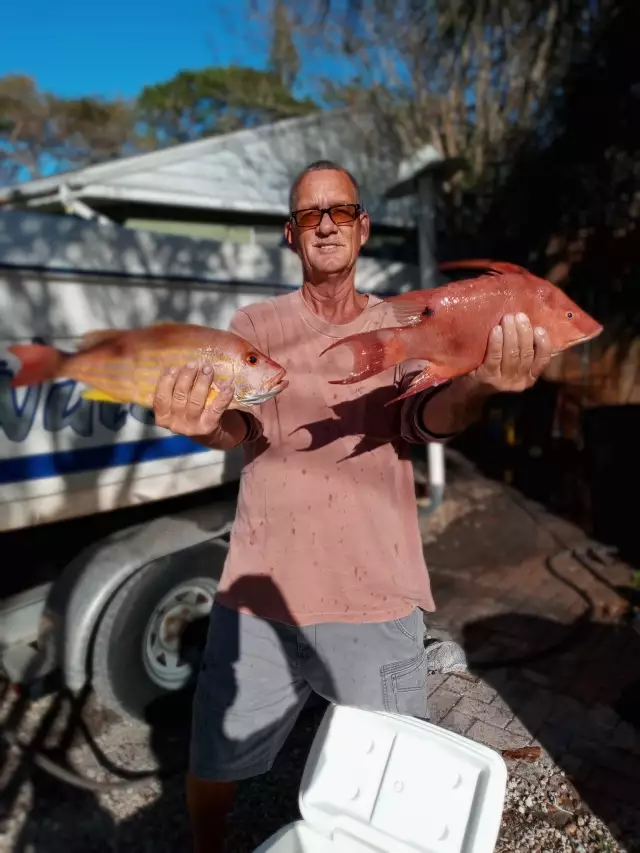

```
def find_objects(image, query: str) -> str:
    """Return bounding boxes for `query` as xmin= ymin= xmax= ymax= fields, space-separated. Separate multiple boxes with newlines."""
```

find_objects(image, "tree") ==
xmin=0 ymin=74 xmax=137 ymax=185
xmin=136 ymin=65 xmax=317 ymax=147
xmin=269 ymin=0 xmax=300 ymax=89
xmin=0 ymin=65 xmax=318 ymax=186
xmin=260 ymin=0 xmax=604 ymax=236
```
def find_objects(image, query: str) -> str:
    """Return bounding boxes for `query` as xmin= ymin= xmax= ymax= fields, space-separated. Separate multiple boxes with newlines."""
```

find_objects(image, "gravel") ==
xmin=1 ymin=685 xmax=635 ymax=853
xmin=496 ymin=753 xmax=636 ymax=853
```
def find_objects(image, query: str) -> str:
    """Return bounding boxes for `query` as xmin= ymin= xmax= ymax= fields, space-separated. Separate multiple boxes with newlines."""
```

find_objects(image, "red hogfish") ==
xmin=9 ymin=323 xmax=287 ymax=408
xmin=321 ymin=260 xmax=603 ymax=403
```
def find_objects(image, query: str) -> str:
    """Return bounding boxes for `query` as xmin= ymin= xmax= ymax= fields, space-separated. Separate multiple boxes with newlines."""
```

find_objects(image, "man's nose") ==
xmin=316 ymin=211 xmax=338 ymax=235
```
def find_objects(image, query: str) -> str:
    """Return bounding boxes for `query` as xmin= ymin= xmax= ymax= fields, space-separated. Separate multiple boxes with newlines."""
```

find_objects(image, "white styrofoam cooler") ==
xmin=254 ymin=704 xmax=508 ymax=853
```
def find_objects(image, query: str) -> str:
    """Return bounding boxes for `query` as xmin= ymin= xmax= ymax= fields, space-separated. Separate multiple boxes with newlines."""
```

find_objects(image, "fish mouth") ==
xmin=237 ymin=371 xmax=289 ymax=406
xmin=581 ymin=326 xmax=604 ymax=343
xmin=265 ymin=367 xmax=287 ymax=390
xmin=239 ymin=385 xmax=286 ymax=405
xmin=556 ymin=325 xmax=604 ymax=354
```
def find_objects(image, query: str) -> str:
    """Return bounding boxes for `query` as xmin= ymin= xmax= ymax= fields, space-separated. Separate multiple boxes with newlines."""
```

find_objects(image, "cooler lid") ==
xmin=299 ymin=704 xmax=507 ymax=853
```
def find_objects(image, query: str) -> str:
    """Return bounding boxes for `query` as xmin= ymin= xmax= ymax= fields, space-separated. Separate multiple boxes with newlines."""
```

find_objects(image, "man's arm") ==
xmin=406 ymin=314 xmax=553 ymax=442
xmin=417 ymin=375 xmax=492 ymax=439
xmin=192 ymin=408 xmax=255 ymax=451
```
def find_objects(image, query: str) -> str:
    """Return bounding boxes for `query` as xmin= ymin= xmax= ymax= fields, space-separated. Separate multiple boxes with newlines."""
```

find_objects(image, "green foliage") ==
xmin=137 ymin=66 xmax=317 ymax=147
xmin=0 ymin=63 xmax=318 ymax=185
xmin=0 ymin=74 xmax=138 ymax=184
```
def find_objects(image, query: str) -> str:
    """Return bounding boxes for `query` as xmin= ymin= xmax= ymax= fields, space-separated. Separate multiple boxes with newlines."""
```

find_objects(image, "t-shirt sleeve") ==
xmin=397 ymin=359 xmax=458 ymax=445
xmin=227 ymin=309 xmax=264 ymax=443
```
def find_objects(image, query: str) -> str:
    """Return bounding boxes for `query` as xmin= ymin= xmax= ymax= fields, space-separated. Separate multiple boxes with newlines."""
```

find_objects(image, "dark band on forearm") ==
xmin=414 ymin=380 xmax=459 ymax=440
xmin=237 ymin=411 xmax=253 ymax=444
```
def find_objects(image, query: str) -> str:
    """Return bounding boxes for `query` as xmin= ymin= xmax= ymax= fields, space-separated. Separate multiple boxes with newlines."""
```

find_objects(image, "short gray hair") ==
xmin=289 ymin=160 xmax=362 ymax=211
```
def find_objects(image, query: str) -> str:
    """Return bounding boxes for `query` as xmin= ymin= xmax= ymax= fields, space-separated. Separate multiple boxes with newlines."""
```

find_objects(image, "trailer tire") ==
xmin=91 ymin=537 xmax=227 ymax=725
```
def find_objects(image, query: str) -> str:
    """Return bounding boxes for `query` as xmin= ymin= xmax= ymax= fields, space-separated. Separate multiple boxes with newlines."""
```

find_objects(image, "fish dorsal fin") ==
xmin=384 ymin=290 xmax=436 ymax=327
xmin=78 ymin=329 xmax=122 ymax=351
xmin=439 ymin=258 xmax=529 ymax=276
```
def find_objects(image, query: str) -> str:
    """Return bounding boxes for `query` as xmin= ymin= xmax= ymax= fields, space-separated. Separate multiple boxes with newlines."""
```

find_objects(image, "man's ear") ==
xmin=359 ymin=212 xmax=371 ymax=247
xmin=284 ymin=220 xmax=297 ymax=253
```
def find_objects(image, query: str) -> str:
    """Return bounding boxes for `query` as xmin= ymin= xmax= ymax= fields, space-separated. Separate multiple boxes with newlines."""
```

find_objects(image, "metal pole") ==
xmin=415 ymin=172 xmax=445 ymax=514
xmin=416 ymin=174 xmax=437 ymax=290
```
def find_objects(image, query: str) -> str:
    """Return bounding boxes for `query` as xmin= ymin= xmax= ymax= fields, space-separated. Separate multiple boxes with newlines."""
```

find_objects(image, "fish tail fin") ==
xmin=320 ymin=328 xmax=407 ymax=384
xmin=439 ymin=258 xmax=528 ymax=276
xmin=8 ymin=344 xmax=66 ymax=387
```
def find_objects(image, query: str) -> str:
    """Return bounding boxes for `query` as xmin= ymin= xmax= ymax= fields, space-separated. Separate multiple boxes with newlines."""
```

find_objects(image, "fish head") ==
xmin=232 ymin=345 xmax=287 ymax=405
xmin=536 ymin=280 xmax=603 ymax=354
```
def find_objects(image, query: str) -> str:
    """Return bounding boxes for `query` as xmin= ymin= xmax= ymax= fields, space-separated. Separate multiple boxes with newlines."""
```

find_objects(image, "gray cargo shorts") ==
xmin=189 ymin=602 xmax=429 ymax=782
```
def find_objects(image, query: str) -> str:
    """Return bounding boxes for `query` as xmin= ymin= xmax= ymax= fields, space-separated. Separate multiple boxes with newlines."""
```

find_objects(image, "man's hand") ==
xmin=470 ymin=313 xmax=552 ymax=393
xmin=419 ymin=313 xmax=552 ymax=438
xmin=153 ymin=363 xmax=247 ymax=450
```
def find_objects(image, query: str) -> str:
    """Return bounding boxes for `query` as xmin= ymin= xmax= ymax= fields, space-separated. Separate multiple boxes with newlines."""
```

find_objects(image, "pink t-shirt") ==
xmin=215 ymin=289 xmax=438 ymax=625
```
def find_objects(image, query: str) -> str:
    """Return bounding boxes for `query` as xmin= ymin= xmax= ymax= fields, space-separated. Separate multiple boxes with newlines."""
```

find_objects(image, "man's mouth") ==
xmin=314 ymin=244 xmax=341 ymax=252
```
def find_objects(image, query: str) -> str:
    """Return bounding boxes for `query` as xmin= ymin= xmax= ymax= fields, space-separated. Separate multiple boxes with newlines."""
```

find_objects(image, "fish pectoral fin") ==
xmin=390 ymin=304 xmax=427 ymax=326
xmin=81 ymin=387 xmax=126 ymax=404
xmin=386 ymin=364 xmax=453 ymax=406
xmin=322 ymin=328 xmax=407 ymax=385
xmin=78 ymin=329 xmax=122 ymax=351
xmin=385 ymin=291 xmax=435 ymax=326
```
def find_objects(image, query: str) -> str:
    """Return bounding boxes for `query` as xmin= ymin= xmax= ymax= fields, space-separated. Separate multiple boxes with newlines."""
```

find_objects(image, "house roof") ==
xmin=0 ymin=111 xmax=450 ymax=228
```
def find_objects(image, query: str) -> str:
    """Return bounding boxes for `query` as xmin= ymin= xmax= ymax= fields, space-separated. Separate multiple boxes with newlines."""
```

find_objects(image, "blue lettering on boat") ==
xmin=0 ymin=360 xmax=156 ymax=443
xmin=0 ymin=364 xmax=41 ymax=442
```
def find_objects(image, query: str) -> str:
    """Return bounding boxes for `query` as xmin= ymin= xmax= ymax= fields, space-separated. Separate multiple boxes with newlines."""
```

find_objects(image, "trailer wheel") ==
xmin=91 ymin=538 xmax=227 ymax=724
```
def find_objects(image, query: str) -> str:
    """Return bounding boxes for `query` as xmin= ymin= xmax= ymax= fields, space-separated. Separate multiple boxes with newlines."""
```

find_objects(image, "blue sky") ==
xmin=1 ymin=0 xmax=277 ymax=99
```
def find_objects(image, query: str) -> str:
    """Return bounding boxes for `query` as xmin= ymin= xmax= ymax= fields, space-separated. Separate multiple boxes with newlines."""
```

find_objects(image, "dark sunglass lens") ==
xmin=331 ymin=205 xmax=357 ymax=224
xmin=297 ymin=210 xmax=322 ymax=227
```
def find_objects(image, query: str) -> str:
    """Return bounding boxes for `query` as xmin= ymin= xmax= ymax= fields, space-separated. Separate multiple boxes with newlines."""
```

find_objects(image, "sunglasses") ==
xmin=289 ymin=203 xmax=362 ymax=228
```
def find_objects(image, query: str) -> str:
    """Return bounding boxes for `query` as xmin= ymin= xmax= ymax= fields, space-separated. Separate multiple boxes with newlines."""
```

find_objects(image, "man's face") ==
xmin=284 ymin=169 xmax=371 ymax=281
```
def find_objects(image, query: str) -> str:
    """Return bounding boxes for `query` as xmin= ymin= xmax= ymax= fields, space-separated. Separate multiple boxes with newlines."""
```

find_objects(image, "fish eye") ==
xmin=567 ymin=312 xmax=573 ymax=319
xmin=245 ymin=353 xmax=259 ymax=365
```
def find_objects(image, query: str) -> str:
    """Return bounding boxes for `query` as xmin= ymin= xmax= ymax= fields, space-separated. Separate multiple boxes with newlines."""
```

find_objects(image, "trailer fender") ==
xmin=43 ymin=501 xmax=236 ymax=692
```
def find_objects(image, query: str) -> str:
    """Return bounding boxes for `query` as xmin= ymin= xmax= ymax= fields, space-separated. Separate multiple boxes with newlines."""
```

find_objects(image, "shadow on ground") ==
xmin=1 ymin=577 xmax=329 ymax=853
xmin=463 ymin=608 xmax=640 ymax=851
xmin=1 ymin=685 xmax=326 ymax=853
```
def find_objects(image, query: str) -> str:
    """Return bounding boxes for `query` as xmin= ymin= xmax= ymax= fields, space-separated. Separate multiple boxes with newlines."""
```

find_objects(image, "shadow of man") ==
xmin=118 ymin=574 xmax=335 ymax=853
xmin=5 ymin=685 xmax=117 ymax=853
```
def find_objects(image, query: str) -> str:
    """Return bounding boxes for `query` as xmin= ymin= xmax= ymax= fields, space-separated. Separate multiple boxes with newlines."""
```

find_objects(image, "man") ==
xmin=152 ymin=160 xmax=552 ymax=851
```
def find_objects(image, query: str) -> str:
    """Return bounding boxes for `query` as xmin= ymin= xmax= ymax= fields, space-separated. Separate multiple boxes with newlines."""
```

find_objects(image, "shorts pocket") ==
xmin=381 ymin=648 xmax=429 ymax=719
xmin=392 ymin=608 xmax=422 ymax=642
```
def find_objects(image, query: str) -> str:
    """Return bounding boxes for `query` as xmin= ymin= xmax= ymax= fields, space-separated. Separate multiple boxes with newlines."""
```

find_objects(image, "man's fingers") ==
xmin=500 ymin=314 xmax=520 ymax=380
xmin=186 ymin=364 xmax=215 ymax=420
xmin=531 ymin=327 xmax=552 ymax=377
xmin=483 ymin=325 xmax=504 ymax=375
xmin=171 ymin=363 xmax=198 ymax=411
xmin=153 ymin=367 xmax=178 ymax=420
xmin=200 ymin=381 xmax=234 ymax=431
xmin=515 ymin=313 xmax=535 ymax=377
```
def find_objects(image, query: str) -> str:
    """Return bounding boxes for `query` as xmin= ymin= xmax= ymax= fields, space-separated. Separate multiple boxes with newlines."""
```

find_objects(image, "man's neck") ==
xmin=301 ymin=271 xmax=368 ymax=325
